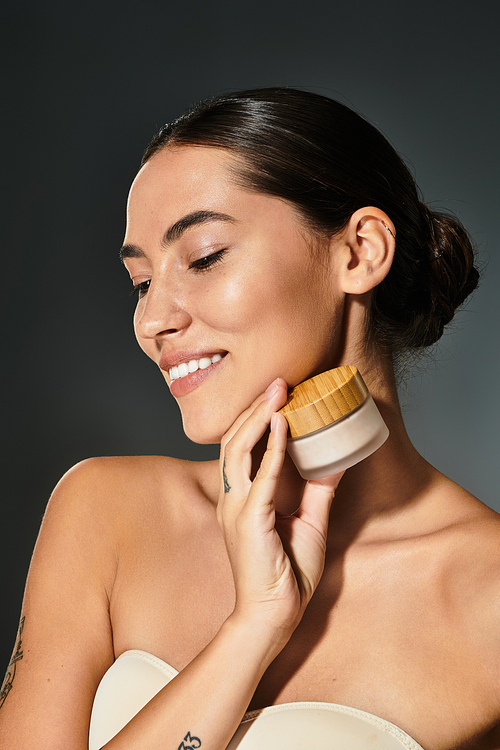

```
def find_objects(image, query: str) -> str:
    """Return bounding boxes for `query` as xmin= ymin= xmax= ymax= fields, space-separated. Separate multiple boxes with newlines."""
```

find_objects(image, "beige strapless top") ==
xmin=88 ymin=650 xmax=425 ymax=750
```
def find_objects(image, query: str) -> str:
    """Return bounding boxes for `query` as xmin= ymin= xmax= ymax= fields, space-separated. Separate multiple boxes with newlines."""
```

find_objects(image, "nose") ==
xmin=134 ymin=282 xmax=192 ymax=342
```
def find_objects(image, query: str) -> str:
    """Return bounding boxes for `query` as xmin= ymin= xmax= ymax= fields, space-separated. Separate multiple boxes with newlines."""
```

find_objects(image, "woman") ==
xmin=1 ymin=88 xmax=498 ymax=749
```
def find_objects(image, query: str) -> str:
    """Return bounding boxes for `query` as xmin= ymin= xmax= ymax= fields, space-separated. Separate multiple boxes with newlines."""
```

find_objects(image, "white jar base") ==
xmin=286 ymin=395 xmax=389 ymax=480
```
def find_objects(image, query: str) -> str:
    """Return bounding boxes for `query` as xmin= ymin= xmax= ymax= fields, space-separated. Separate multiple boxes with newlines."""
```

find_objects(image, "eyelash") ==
xmin=190 ymin=249 xmax=226 ymax=272
xmin=130 ymin=250 xmax=226 ymax=298
xmin=130 ymin=280 xmax=151 ymax=299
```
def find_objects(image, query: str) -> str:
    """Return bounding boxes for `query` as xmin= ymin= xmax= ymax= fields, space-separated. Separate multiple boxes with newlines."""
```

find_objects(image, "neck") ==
xmin=251 ymin=356 xmax=435 ymax=548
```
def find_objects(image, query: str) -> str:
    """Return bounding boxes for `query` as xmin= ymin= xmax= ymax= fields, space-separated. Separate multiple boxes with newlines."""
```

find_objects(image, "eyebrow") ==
xmin=119 ymin=210 xmax=236 ymax=263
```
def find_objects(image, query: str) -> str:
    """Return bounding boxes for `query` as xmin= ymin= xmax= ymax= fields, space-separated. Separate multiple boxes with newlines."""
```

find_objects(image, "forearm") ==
xmin=103 ymin=614 xmax=288 ymax=750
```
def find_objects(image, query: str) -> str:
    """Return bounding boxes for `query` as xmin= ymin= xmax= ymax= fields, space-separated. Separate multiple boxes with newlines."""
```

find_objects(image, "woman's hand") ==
xmin=217 ymin=378 xmax=344 ymax=648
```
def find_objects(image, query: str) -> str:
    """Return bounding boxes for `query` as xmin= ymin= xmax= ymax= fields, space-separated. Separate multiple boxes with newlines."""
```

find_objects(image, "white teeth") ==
xmin=169 ymin=354 xmax=224 ymax=381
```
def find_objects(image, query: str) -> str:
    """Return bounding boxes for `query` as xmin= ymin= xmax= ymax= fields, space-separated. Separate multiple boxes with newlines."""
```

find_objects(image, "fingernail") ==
xmin=265 ymin=378 xmax=279 ymax=394
xmin=265 ymin=383 xmax=279 ymax=400
xmin=271 ymin=412 xmax=277 ymax=431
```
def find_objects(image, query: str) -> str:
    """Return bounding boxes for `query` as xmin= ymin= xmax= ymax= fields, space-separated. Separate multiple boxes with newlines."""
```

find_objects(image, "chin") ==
xmin=180 ymin=412 xmax=226 ymax=446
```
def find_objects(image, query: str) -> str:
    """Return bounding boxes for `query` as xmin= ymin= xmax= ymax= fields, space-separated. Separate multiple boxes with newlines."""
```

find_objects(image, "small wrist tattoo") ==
xmin=178 ymin=731 xmax=201 ymax=749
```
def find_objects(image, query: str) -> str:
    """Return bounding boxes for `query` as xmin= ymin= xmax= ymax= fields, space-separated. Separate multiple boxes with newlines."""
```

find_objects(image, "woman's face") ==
xmin=122 ymin=146 xmax=346 ymax=443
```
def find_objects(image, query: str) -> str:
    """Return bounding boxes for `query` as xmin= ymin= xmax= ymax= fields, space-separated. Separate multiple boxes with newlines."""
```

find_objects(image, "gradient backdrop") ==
xmin=1 ymin=1 xmax=499 ymax=667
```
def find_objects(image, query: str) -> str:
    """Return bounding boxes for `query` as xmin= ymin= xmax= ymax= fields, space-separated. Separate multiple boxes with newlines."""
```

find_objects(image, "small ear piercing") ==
xmin=381 ymin=220 xmax=396 ymax=239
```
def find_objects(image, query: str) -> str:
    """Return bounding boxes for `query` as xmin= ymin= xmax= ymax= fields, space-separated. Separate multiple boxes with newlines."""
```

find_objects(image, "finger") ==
xmin=220 ymin=378 xmax=288 ymax=453
xmin=244 ymin=411 xmax=288 ymax=516
xmin=218 ymin=381 xmax=280 ymax=512
xmin=294 ymin=471 xmax=345 ymax=535
xmin=221 ymin=381 xmax=288 ymax=494
xmin=220 ymin=414 xmax=288 ymax=546
xmin=218 ymin=392 xmax=288 ymax=535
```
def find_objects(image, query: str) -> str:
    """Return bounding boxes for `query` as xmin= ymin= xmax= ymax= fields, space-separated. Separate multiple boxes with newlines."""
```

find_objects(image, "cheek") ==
xmin=196 ymin=268 xmax=265 ymax=333
xmin=203 ymin=256 xmax=334 ymax=346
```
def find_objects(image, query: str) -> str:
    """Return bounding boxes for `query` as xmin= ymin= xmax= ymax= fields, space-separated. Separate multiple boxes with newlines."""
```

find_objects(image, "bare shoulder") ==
xmin=437 ymin=479 xmax=500 ymax=657
xmin=48 ymin=453 xmax=219 ymax=526
xmin=436 ymin=476 xmax=500 ymax=574
xmin=421 ymin=480 xmax=500 ymax=739
xmin=455 ymin=503 xmax=500 ymax=745
xmin=444 ymin=481 xmax=500 ymax=567
xmin=36 ymin=455 xmax=223 ymax=595
xmin=52 ymin=453 xmax=215 ymax=498
xmin=27 ymin=453 xmax=220 ymax=640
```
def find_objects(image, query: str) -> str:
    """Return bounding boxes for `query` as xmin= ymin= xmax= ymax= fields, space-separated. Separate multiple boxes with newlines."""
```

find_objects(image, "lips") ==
xmin=159 ymin=351 xmax=227 ymax=397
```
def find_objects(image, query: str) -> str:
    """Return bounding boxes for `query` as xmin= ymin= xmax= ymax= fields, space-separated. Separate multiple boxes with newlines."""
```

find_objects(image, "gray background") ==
xmin=1 ymin=0 xmax=498 ymax=668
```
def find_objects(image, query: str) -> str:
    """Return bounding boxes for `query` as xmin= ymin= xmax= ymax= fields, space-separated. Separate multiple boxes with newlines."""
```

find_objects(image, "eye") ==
xmin=190 ymin=249 xmax=226 ymax=273
xmin=130 ymin=280 xmax=151 ymax=299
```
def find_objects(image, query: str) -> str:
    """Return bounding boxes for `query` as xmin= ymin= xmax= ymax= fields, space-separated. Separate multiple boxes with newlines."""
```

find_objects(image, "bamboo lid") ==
xmin=278 ymin=366 xmax=369 ymax=438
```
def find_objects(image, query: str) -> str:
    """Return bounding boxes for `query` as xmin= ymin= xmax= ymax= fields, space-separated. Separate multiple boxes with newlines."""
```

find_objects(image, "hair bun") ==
xmin=423 ymin=209 xmax=479 ymax=345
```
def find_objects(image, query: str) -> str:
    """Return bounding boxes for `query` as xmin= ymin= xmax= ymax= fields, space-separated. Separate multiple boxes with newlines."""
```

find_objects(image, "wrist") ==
xmin=223 ymin=606 xmax=295 ymax=668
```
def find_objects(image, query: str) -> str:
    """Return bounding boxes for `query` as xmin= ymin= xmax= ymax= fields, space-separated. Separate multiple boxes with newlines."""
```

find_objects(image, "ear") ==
xmin=333 ymin=207 xmax=395 ymax=295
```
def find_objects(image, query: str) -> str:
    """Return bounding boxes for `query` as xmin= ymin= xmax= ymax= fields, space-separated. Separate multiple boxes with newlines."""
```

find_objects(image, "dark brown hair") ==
xmin=142 ymin=87 xmax=479 ymax=355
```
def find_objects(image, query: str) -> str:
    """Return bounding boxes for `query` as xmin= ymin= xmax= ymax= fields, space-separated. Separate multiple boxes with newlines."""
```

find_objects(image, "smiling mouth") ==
xmin=169 ymin=353 xmax=225 ymax=381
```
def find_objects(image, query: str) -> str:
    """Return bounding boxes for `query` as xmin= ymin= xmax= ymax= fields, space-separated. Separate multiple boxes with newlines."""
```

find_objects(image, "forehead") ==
xmin=125 ymin=145 xmax=312 ymax=247
xmin=128 ymin=146 xmax=242 ymax=215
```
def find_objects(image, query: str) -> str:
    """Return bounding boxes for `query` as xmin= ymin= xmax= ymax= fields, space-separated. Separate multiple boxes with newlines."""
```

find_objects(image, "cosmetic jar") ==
xmin=278 ymin=366 xmax=389 ymax=480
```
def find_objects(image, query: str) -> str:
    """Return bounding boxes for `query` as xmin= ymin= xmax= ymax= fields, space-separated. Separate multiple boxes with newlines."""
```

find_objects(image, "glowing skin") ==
xmin=122 ymin=146 xmax=346 ymax=444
